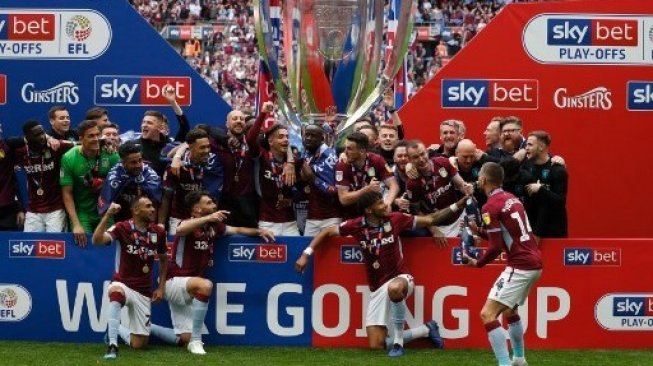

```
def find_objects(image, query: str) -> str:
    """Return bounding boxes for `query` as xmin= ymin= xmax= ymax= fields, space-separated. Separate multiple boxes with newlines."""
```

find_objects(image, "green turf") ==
xmin=0 ymin=342 xmax=652 ymax=366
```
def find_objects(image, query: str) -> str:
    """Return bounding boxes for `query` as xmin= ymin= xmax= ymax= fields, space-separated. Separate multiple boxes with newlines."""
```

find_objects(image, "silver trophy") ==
xmin=254 ymin=0 xmax=415 ymax=133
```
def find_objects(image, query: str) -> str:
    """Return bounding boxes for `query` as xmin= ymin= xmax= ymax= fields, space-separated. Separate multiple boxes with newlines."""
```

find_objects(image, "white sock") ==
xmin=390 ymin=300 xmax=406 ymax=346
xmin=150 ymin=323 xmax=180 ymax=345
xmin=118 ymin=325 xmax=131 ymax=346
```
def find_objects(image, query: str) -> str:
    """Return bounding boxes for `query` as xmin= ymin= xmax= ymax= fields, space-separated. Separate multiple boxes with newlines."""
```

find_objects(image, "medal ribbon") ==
xmin=351 ymin=157 xmax=370 ymax=190
xmin=129 ymin=220 xmax=151 ymax=261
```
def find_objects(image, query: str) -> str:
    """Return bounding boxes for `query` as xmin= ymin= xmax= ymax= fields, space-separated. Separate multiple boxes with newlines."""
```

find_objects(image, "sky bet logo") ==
xmin=9 ymin=240 xmax=65 ymax=259
xmin=228 ymin=244 xmax=287 ymax=263
xmin=94 ymin=75 xmax=191 ymax=106
xmin=613 ymin=297 xmax=653 ymax=317
xmin=340 ymin=245 xmax=364 ymax=264
xmin=627 ymin=81 xmax=653 ymax=111
xmin=547 ymin=18 xmax=637 ymax=46
xmin=563 ymin=248 xmax=621 ymax=266
xmin=441 ymin=79 xmax=538 ymax=109
xmin=0 ymin=13 xmax=55 ymax=41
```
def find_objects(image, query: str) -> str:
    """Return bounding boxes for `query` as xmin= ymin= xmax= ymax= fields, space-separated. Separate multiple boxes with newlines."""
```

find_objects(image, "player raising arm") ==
xmin=296 ymin=191 xmax=466 ymax=357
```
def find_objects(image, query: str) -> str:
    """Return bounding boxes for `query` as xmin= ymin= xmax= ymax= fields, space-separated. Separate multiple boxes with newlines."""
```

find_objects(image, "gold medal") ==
xmin=36 ymin=188 xmax=44 ymax=196
xmin=372 ymin=260 xmax=380 ymax=270
xmin=234 ymin=175 xmax=240 ymax=182
xmin=142 ymin=264 xmax=150 ymax=274
xmin=304 ymin=186 xmax=311 ymax=194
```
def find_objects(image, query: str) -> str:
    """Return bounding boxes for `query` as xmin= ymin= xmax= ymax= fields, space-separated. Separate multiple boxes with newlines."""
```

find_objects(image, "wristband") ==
xmin=449 ymin=203 xmax=459 ymax=213
xmin=303 ymin=247 xmax=314 ymax=256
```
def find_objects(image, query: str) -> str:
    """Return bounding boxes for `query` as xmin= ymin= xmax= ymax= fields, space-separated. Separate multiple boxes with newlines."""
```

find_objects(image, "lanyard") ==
xmin=129 ymin=220 xmax=151 ymax=261
xmin=230 ymin=137 xmax=248 ymax=175
xmin=351 ymin=157 xmax=370 ymax=190
xmin=24 ymin=144 xmax=47 ymax=190
xmin=361 ymin=217 xmax=388 ymax=257
xmin=268 ymin=152 xmax=285 ymax=190
xmin=184 ymin=152 xmax=205 ymax=182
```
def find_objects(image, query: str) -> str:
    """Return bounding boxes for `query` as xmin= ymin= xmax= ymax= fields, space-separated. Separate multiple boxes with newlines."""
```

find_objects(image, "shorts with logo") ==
xmin=366 ymin=274 xmax=414 ymax=327
xmin=109 ymin=281 xmax=151 ymax=336
xmin=488 ymin=266 xmax=542 ymax=308
xmin=164 ymin=277 xmax=194 ymax=334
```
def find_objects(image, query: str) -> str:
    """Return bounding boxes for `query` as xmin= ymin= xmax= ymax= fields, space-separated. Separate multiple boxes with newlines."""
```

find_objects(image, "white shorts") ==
xmin=304 ymin=218 xmax=342 ymax=236
xmin=24 ymin=209 xmax=66 ymax=233
xmin=488 ymin=267 xmax=542 ymax=309
xmin=168 ymin=217 xmax=182 ymax=236
xmin=108 ymin=281 xmax=151 ymax=336
xmin=437 ymin=210 xmax=464 ymax=237
xmin=165 ymin=277 xmax=193 ymax=334
xmin=366 ymin=274 xmax=415 ymax=327
xmin=258 ymin=221 xmax=300 ymax=236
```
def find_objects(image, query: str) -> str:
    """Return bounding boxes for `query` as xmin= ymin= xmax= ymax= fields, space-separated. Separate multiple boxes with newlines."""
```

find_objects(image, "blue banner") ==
xmin=0 ymin=232 xmax=313 ymax=346
xmin=0 ymin=0 xmax=231 ymax=139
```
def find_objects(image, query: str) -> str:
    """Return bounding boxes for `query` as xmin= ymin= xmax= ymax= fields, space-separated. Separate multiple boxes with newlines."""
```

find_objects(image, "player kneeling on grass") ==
xmin=92 ymin=197 xmax=168 ymax=360
xmin=296 ymin=191 xmax=466 ymax=357
xmin=462 ymin=162 xmax=542 ymax=366
xmin=149 ymin=191 xmax=275 ymax=355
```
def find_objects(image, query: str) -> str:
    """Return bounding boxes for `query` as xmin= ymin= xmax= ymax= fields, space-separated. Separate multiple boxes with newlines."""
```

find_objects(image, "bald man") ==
xmin=453 ymin=139 xmax=499 ymax=207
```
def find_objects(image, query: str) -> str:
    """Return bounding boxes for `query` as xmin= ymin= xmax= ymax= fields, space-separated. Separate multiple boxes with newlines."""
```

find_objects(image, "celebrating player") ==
xmin=92 ymin=197 xmax=168 ymax=360
xmin=463 ymin=162 xmax=542 ymax=366
xmin=150 ymin=191 xmax=275 ymax=355
xmin=296 ymin=191 xmax=467 ymax=357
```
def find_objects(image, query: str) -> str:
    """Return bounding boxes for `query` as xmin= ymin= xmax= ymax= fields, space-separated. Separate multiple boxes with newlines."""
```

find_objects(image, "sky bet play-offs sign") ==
xmin=595 ymin=293 xmax=653 ymax=331
xmin=0 ymin=10 xmax=111 ymax=59
xmin=522 ymin=14 xmax=653 ymax=65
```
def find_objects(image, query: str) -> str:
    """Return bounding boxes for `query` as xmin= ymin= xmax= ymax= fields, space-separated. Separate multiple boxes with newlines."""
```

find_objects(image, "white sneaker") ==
xmin=512 ymin=357 xmax=528 ymax=366
xmin=187 ymin=340 xmax=206 ymax=355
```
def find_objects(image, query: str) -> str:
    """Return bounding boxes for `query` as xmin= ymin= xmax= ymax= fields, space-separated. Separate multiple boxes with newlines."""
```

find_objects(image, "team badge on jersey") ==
xmin=336 ymin=170 xmax=343 ymax=182
xmin=367 ymin=167 xmax=376 ymax=177
xmin=482 ymin=213 xmax=491 ymax=225
xmin=439 ymin=167 xmax=448 ymax=178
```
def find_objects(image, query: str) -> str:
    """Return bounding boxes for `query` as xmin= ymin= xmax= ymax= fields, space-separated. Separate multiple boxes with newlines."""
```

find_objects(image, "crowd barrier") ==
xmin=1 ymin=232 xmax=651 ymax=349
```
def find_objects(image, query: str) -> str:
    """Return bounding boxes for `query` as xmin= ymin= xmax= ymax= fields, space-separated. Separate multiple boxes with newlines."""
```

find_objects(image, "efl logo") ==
xmin=0 ymin=284 xmax=32 ymax=322
xmin=9 ymin=240 xmax=65 ymax=259
xmin=0 ymin=13 xmax=55 ymax=41
xmin=340 ymin=245 xmax=364 ymax=264
xmin=563 ymin=248 xmax=621 ymax=266
xmin=441 ymin=79 xmax=538 ymax=109
xmin=94 ymin=75 xmax=191 ymax=106
xmin=547 ymin=18 xmax=638 ymax=46
xmin=627 ymin=81 xmax=653 ymax=111
xmin=0 ymin=74 xmax=5 ymax=105
xmin=613 ymin=297 xmax=653 ymax=317
xmin=228 ymin=244 xmax=287 ymax=263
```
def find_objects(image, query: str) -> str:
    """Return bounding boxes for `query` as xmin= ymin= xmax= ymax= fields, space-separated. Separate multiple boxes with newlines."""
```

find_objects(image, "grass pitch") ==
xmin=0 ymin=341 xmax=651 ymax=366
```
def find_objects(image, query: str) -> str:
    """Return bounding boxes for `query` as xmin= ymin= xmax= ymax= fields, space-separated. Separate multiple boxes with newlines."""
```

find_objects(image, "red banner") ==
xmin=312 ymin=237 xmax=653 ymax=349
xmin=398 ymin=0 xmax=653 ymax=238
